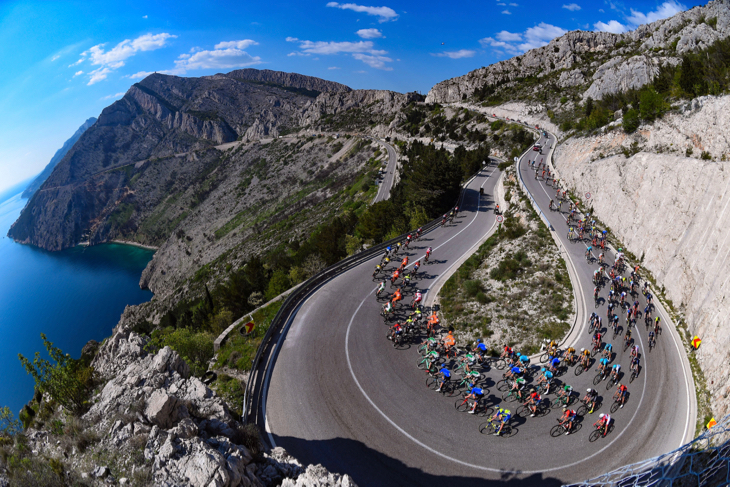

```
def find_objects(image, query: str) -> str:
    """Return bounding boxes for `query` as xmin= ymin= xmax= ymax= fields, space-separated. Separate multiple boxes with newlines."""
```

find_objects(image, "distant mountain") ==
xmin=7 ymin=69 xmax=353 ymax=251
xmin=22 ymin=117 xmax=96 ymax=198
xmin=225 ymin=68 xmax=351 ymax=94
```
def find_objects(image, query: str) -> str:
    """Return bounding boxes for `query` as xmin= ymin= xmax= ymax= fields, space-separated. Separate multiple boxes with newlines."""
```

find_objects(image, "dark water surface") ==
xmin=0 ymin=192 xmax=153 ymax=413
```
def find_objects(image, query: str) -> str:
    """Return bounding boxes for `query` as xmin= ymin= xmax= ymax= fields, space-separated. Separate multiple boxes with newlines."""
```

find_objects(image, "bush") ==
xmin=622 ymin=109 xmax=640 ymax=133
xmin=476 ymin=292 xmax=488 ymax=304
xmin=639 ymin=88 xmax=667 ymax=122
xmin=464 ymin=280 xmax=483 ymax=297
xmin=701 ymin=151 xmax=712 ymax=160
xmin=147 ymin=328 xmax=215 ymax=377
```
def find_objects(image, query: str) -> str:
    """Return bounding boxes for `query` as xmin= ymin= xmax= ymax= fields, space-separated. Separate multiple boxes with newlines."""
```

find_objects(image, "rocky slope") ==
xmin=8 ymin=70 xmax=345 ymax=251
xmin=552 ymin=93 xmax=730 ymax=420
xmin=22 ymin=117 xmax=97 ymax=199
xmin=227 ymin=69 xmax=351 ymax=94
xmin=426 ymin=0 xmax=730 ymax=104
xmin=3 ymin=325 xmax=356 ymax=486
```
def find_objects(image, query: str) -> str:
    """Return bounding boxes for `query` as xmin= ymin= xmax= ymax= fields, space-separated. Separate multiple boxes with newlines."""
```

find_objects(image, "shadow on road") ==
xmin=271 ymin=435 xmax=565 ymax=486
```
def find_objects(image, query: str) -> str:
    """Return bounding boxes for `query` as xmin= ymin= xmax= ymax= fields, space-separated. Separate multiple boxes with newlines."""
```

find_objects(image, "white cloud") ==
xmin=562 ymin=3 xmax=581 ymax=11
xmin=354 ymin=70 xmax=367 ymax=73
xmin=433 ymin=49 xmax=476 ymax=59
xmin=518 ymin=23 xmax=567 ymax=51
xmin=496 ymin=31 xmax=522 ymax=42
xmin=352 ymin=53 xmax=393 ymax=69
xmin=214 ymin=39 xmax=258 ymax=50
xmin=356 ymin=28 xmax=383 ymax=39
xmin=101 ymin=92 xmax=126 ymax=100
xmin=289 ymin=38 xmax=392 ymax=69
xmin=626 ymin=0 xmax=686 ymax=26
xmin=51 ymin=55 xmax=60 ymax=61
xmin=509 ymin=3 xmax=518 ymax=6
xmin=85 ymin=33 xmax=176 ymax=67
xmin=127 ymin=71 xmax=155 ymax=79
xmin=88 ymin=67 xmax=112 ymax=85
xmin=73 ymin=70 xmax=83 ymax=77
xmin=599 ymin=8 xmax=604 ymax=12
xmin=502 ymin=10 xmax=511 ymax=14
xmin=497 ymin=2 xmax=506 ymax=4
xmin=172 ymin=44 xmax=261 ymax=73
xmin=328 ymin=66 xmax=341 ymax=69
xmin=77 ymin=33 xmax=176 ymax=85
xmin=285 ymin=37 xmax=299 ymax=42
xmin=479 ymin=37 xmax=521 ymax=54
xmin=594 ymin=20 xmax=628 ymax=33
xmin=143 ymin=15 xmax=148 ymax=18
xmin=326 ymin=2 xmax=398 ymax=22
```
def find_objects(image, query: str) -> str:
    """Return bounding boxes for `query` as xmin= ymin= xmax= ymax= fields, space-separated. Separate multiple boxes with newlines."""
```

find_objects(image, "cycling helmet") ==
xmin=563 ymin=406 xmax=568 ymax=411
xmin=580 ymin=348 xmax=585 ymax=352
xmin=599 ymin=413 xmax=605 ymax=418
xmin=587 ymin=388 xmax=592 ymax=392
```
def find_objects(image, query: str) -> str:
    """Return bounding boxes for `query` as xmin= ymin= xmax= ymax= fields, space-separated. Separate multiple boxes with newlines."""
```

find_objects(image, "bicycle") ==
xmin=516 ymin=399 xmax=547 ymax=418
xmin=593 ymin=367 xmax=609 ymax=385
xmin=648 ymin=335 xmax=656 ymax=352
xmin=552 ymin=391 xmax=575 ymax=409
xmin=629 ymin=365 xmax=639 ymax=383
xmin=591 ymin=342 xmax=601 ymax=358
xmin=501 ymin=388 xmax=526 ymax=403
xmin=610 ymin=391 xmax=627 ymax=413
xmin=576 ymin=398 xmax=602 ymax=416
xmin=606 ymin=373 xmax=619 ymax=390
xmin=426 ymin=376 xmax=457 ymax=396
xmin=589 ymin=420 xmax=614 ymax=442
xmin=623 ymin=337 xmax=634 ymax=353
xmin=550 ymin=418 xmax=580 ymax=437
xmin=455 ymin=396 xmax=492 ymax=416
xmin=478 ymin=418 xmax=513 ymax=437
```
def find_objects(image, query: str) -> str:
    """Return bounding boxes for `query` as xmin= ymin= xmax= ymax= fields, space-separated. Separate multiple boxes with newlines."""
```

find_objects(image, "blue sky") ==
xmin=0 ymin=0 xmax=704 ymax=192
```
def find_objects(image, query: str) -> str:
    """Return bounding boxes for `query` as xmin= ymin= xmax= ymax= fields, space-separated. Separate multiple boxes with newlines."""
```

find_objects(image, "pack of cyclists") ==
xmin=371 ymin=143 xmax=664 ymax=442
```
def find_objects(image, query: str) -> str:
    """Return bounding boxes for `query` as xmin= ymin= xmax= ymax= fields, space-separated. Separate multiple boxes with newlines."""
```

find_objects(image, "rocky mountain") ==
xmin=8 ymin=70 xmax=349 ymax=251
xmin=227 ymin=68 xmax=351 ymax=94
xmin=22 ymin=117 xmax=96 ymax=198
xmin=426 ymin=0 xmax=730 ymax=104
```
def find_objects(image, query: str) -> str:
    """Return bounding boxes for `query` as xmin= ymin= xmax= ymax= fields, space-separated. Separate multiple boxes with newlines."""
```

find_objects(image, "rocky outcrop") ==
xmin=17 ymin=326 xmax=357 ymax=486
xmin=226 ymin=68 xmax=351 ymax=94
xmin=22 ymin=117 xmax=96 ymax=199
xmin=426 ymin=0 xmax=730 ymax=104
xmin=553 ymin=92 xmax=730 ymax=419
xmin=301 ymin=89 xmax=419 ymax=125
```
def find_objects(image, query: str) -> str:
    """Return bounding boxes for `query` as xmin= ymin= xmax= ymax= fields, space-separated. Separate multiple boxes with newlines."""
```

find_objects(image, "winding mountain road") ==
xmin=260 ymin=126 xmax=696 ymax=485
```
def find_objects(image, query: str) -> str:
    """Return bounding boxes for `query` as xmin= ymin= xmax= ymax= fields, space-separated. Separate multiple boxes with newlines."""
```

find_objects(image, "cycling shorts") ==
xmin=442 ymin=375 xmax=451 ymax=381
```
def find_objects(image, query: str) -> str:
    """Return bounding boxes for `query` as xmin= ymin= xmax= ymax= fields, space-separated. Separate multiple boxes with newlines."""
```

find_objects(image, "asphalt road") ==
xmin=263 ymin=129 xmax=696 ymax=485
xmin=372 ymin=138 xmax=398 ymax=203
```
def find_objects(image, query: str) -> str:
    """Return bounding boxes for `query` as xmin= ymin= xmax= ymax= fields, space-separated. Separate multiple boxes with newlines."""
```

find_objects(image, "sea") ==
xmin=0 ymin=181 xmax=154 ymax=414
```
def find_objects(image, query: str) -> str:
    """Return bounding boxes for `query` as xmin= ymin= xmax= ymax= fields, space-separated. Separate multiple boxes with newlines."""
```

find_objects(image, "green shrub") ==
xmin=147 ymin=328 xmax=215 ymax=377
xmin=701 ymin=151 xmax=712 ymax=160
xmin=622 ymin=109 xmax=640 ymax=133
xmin=464 ymin=280 xmax=483 ymax=297
xmin=476 ymin=292 xmax=489 ymax=304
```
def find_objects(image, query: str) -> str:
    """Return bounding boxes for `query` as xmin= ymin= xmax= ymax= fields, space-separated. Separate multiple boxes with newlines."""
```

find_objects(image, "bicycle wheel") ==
xmin=494 ymin=358 xmax=507 ymax=370
xmin=417 ymin=343 xmax=429 ymax=355
xmin=606 ymin=377 xmax=616 ymax=391
xmin=630 ymin=370 xmax=637 ymax=383
xmin=539 ymin=352 xmax=549 ymax=363
xmin=455 ymin=398 xmax=469 ymax=412
xmin=574 ymin=364 xmax=584 ymax=376
xmin=610 ymin=401 xmax=621 ymax=414
xmin=516 ymin=405 xmax=530 ymax=418
xmin=501 ymin=390 xmax=516 ymax=402
xmin=592 ymin=373 xmax=603 ymax=386
xmin=426 ymin=377 xmax=439 ymax=390
xmin=496 ymin=380 xmax=510 ymax=392
xmin=500 ymin=424 xmax=513 ymax=437
xmin=576 ymin=404 xmax=588 ymax=416
xmin=550 ymin=424 xmax=566 ymax=438
xmin=443 ymin=382 xmax=458 ymax=397
xmin=417 ymin=360 xmax=430 ymax=370
xmin=479 ymin=421 xmax=496 ymax=435
xmin=589 ymin=429 xmax=602 ymax=443
xmin=591 ymin=347 xmax=598 ymax=358
xmin=552 ymin=397 xmax=565 ymax=409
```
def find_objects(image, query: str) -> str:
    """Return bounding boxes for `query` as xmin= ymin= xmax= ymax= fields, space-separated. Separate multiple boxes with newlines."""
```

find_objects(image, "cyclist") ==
xmin=624 ymin=328 xmax=633 ymax=349
xmin=615 ymin=384 xmax=628 ymax=408
xmin=504 ymin=364 xmax=523 ymax=381
xmin=403 ymin=273 xmax=412 ymax=287
xmin=654 ymin=316 xmax=661 ymax=335
xmin=563 ymin=346 xmax=576 ymax=365
xmin=597 ymin=357 xmax=610 ymax=377
xmin=548 ymin=355 xmax=561 ymax=374
xmin=376 ymin=281 xmax=386 ymax=297
xmin=472 ymin=339 xmax=488 ymax=362
xmin=442 ymin=330 xmax=456 ymax=355
xmin=492 ymin=408 xmax=511 ymax=436
xmin=426 ymin=312 xmax=439 ymax=336
xmin=412 ymin=260 xmax=421 ymax=275
xmin=586 ymin=246 xmax=593 ymax=260
xmin=425 ymin=247 xmax=432 ymax=262
xmin=525 ymin=389 xmax=542 ymax=417
xmin=373 ymin=264 xmax=382 ymax=278
xmin=390 ymin=288 xmax=403 ymax=305
xmin=466 ymin=385 xmax=484 ymax=414
xmin=610 ymin=363 xmax=621 ymax=382
xmin=382 ymin=301 xmax=393 ymax=316
xmin=495 ymin=204 xmax=500 ymax=215
xmin=599 ymin=252 xmax=605 ymax=265
xmin=500 ymin=344 xmax=514 ymax=360
xmin=631 ymin=344 xmax=640 ymax=359
xmin=435 ymin=365 xmax=451 ymax=392
xmin=519 ymin=354 xmax=531 ymax=369
xmin=630 ymin=354 xmax=640 ymax=374
xmin=388 ymin=323 xmax=403 ymax=343
xmin=509 ymin=376 xmax=527 ymax=398
xmin=568 ymin=226 xmax=575 ymax=241
xmin=596 ymin=413 xmax=612 ymax=437
xmin=580 ymin=348 xmax=591 ymax=368
xmin=559 ymin=407 xmax=577 ymax=435
xmin=390 ymin=269 xmax=400 ymax=287
xmin=557 ymin=384 xmax=573 ymax=405
xmin=547 ymin=339 xmax=559 ymax=356
xmin=592 ymin=331 xmax=602 ymax=350
xmin=594 ymin=287 xmax=600 ymax=303
xmin=584 ymin=388 xmax=599 ymax=414
xmin=537 ymin=368 xmax=554 ymax=394
xmin=648 ymin=329 xmax=656 ymax=348
xmin=399 ymin=256 xmax=409 ymax=271
xmin=411 ymin=290 xmax=422 ymax=308
xmin=416 ymin=227 xmax=423 ymax=239
xmin=549 ymin=199 xmax=554 ymax=210
xmin=602 ymin=342 xmax=613 ymax=361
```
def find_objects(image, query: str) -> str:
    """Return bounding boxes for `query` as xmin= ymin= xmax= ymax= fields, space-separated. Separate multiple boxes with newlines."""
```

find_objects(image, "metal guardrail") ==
xmin=564 ymin=414 xmax=730 ymax=487
xmin=241 ymin=162 xmax=494 ymax=424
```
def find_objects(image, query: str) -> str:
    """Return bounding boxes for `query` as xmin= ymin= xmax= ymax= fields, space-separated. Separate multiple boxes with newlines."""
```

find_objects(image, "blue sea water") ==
xmin=0 ymin=191 xmax=154 ymax=413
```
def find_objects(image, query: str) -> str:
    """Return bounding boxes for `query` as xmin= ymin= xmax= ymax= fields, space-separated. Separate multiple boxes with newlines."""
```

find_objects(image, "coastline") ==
xmin=110 ymin=239 xmax=159 ymax=251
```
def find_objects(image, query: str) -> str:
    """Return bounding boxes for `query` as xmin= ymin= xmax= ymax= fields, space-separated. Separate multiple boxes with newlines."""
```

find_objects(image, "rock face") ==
xmin=426 ymin=0 xmax=730 ymax=104
xmin=554 ymin=92 xmax=730 ymax=418
xmin=22 ymin=117 xmax=97 ymax=199
xmin=8 ymin=70 xmax=326 ymax=251
xmin=226 ymin=68 xmax=351 ymax=94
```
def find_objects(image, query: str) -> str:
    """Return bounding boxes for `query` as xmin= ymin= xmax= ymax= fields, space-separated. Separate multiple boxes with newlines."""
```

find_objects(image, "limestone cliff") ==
xmin=426 ymin=0 xmax=730 ymax=104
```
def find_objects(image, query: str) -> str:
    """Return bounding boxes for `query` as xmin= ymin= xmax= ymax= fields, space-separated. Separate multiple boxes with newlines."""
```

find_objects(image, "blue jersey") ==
xmin=600 ymin=358 xmax=609 ymax=366
xmin=471 ymin=387 xmax=484 ymax=396
xmin=544 ymin=370 xmax=554 ymax=379
xmin=440 ymin=368 xmax=451 ymax=378
xmin=604 ymin=343 xmax=612 ymax=351
xmin=510 ymin=366 xmax=521 ymax=375
xmin=519 ymin=355 xmax=529 ymax=363
xmin=550 ymin=358 xmax=560 ymax=367
xmin=477 ymin=343 xmax=487 ymax=351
